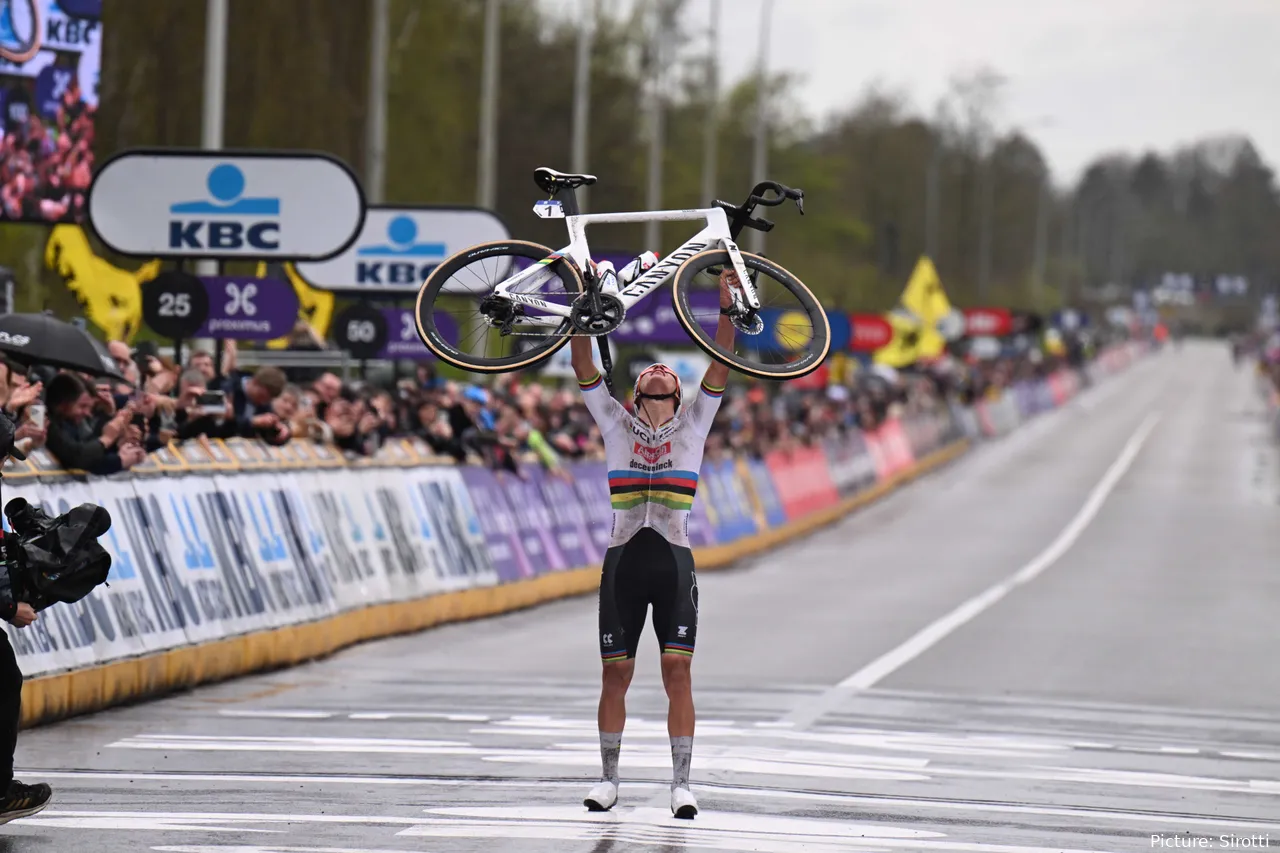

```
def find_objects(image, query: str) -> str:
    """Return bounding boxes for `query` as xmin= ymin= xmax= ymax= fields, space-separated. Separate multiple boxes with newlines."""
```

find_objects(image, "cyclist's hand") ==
xmin=718 ymin=268 xmax=739 ymax=309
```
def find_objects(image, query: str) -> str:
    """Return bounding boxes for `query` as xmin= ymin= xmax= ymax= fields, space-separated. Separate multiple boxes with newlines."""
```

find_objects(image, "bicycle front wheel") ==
xmin=672 ymin=250 xmax=831 ymax=380
xmin=415 ymin=240 xmax=583 ymax=373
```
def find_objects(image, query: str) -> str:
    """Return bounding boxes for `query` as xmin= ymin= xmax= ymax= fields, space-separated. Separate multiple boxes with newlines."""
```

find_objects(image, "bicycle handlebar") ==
xmin=715 ymin=180 xmax=806 ymax=240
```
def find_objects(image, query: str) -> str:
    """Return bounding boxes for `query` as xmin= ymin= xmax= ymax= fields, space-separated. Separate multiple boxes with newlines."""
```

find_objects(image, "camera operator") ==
xmin=0 ymin=408 xmax=53 ymax=824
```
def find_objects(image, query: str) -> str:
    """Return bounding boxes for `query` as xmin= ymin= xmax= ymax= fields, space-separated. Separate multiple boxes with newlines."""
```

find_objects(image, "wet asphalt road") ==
xmin=6 ymin=341 xmax=1280 ymax=853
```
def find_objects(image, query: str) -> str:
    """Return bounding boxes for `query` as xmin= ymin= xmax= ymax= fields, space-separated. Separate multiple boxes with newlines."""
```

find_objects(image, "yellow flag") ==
xmin=898 ymin=256 xmax=951 ymax=359
xmin=257 ymin=262 xmax=336 ymax=348
xmin=873 ymin=310 xmax=924 ymax=368
xmin=44 ymin=225 xmax=161 ymax=342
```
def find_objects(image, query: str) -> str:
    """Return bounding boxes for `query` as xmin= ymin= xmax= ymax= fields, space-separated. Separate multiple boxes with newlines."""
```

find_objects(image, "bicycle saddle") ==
xmin=534 ymin=167 xmax=598 ymax=193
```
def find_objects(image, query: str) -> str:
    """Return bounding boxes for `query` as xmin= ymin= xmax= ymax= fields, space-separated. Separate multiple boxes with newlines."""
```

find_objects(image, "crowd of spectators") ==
xmin=1 ymin=77 xmax=95 ymax=222
xmin=0 ymin=325 xmax=1114 ymax=478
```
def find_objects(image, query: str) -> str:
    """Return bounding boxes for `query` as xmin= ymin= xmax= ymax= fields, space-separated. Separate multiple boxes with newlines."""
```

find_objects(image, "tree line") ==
xmin=4 ymin=0 xmax=1276 ymax=322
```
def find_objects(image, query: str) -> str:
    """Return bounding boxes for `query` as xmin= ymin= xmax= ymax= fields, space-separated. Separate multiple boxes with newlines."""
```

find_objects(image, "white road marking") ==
xmin=402 ymin=806 xmax=1115 ymax=853
xmin=217 ymin=710 xmax=335 ymax=720
xmin=24 ymin=811 xmax=428 ymax=832
xmin=154 ymin=847 xmax=422 ymax=853
xmin=23 ymin=773 xmax=1280 ymax=835
xmin=784 ymin=411 xmax=1162 ymax=728
xmin=347 ymin=712 xmax=490 ymax=722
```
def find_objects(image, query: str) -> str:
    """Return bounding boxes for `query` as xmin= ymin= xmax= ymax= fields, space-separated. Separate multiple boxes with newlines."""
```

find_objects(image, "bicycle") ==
xmin=0 ymin=0 xmax=40 ymax=64
xmin=414 ymin=167 xmax=831 ymax=388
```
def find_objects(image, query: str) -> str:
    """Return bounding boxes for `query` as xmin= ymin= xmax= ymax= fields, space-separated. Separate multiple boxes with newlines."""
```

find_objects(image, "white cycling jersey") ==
xmin=578 ymin=371 xmax=724 ymax=549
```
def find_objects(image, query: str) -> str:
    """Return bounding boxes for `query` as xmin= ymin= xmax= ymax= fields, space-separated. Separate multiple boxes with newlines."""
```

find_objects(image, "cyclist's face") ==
xmin=639 ymin=372 xmax=677 ymax=398
xmin=636 ymin=370 xmax=679 ymax=426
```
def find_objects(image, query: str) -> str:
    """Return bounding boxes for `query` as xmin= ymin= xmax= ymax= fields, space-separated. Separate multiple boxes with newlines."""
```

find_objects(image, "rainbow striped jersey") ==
xmin=578 ymin=371 xmax=724 ymax=548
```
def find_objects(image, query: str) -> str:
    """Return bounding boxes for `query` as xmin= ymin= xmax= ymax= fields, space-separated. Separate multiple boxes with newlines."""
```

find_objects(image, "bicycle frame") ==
xmin=492 ymin=206 xmax=759 ymax=329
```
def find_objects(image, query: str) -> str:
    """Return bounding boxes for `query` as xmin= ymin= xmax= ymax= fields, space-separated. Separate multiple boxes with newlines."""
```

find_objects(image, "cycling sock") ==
xmin=671 ymin=736 xmax=693 ymax=790
xmin=600 ymin=732 xmax=622 ymax=784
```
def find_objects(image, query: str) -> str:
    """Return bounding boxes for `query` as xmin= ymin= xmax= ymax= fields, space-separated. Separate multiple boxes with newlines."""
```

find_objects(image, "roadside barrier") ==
xmin=5 ymin=342 xmax=1146 ymax=727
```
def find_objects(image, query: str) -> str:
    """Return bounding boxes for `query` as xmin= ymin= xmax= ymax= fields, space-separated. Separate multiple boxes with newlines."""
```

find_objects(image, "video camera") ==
xmin=1 ymin=499 xmax=113 ymax=613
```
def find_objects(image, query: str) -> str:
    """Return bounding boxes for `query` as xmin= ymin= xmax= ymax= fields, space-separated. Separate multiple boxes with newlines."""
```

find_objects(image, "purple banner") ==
xmin=197 ymin=277 xmax=300 ymax=340
xmin=457 ymin=465 xmax=531 ymax=582
xmin=688 ymin=484 xmax=719 ymax=548
xmin=35 ymin=66 xmax=73 ymax=120
xmin=569 ymin=460 xmax=614 ymax=556
xmin=613 ymin=288 xmax=720 ymax=345
xmin=381 ymin=308 xmax=457 ymax=361
xmin=500 ymin=466 xmax=567 ymax=574
xmin=536 ymin=466 xmax=599 ymax=568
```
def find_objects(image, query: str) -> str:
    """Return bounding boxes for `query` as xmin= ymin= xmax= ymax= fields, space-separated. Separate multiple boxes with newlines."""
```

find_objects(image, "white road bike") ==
xmin=415 ymin=167 xmax=831 ymax=384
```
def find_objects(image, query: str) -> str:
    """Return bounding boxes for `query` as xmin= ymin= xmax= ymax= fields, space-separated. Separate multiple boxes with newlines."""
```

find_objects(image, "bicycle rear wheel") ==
xmin=415 ymin=240 xmax=583 ymax=373
xmin=671 ymin=250 xmax=830 ymax=380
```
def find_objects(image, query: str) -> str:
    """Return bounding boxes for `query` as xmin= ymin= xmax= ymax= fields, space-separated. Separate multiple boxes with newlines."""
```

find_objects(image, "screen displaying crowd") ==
xmin=0 ymin=327 xmax=1113 ymax=478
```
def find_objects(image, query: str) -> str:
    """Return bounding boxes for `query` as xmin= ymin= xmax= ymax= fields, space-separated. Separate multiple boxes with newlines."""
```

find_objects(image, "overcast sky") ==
xmin=540 ymin=0 xmax=1279 ymax=186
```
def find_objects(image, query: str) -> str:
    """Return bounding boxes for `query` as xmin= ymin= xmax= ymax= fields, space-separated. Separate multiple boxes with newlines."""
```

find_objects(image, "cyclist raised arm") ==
xmin=698 ymin=268 xmax=737 ymax=410
xmin=572 ymin=268 xmax=736 ymax=821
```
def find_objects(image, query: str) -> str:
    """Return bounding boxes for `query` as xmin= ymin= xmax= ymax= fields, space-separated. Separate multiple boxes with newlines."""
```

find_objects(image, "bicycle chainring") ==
xmin=570 ymin=293 xmax=624 ymax=335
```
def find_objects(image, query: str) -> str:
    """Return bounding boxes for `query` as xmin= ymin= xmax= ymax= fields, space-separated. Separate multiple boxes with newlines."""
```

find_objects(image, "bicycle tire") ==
xmin=671 ymin=250 xmax=831 ymax=380
xmin=415 ymin=239 xmax=583 ymax=373
xmin=0 ymin=0 xmax=41 ymax=63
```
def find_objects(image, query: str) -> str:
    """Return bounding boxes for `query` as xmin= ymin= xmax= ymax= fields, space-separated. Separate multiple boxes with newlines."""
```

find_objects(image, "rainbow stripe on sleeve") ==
xmin=700 ymin=379 xmax=725 ymax=398
xmin=608 ymin=469 xmax=699 ymax=511
xmin=579 ymin=372 xmax=604 ymax=392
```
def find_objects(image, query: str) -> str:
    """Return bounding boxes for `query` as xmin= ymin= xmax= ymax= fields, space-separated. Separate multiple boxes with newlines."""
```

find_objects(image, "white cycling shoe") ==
xmin=584 ymin=780 xmax=618 ymax=812
xmin=671 ymin=786 xmax=698 ymax=819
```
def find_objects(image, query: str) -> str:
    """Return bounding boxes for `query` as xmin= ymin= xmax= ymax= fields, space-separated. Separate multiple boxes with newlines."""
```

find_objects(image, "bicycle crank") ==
xmin=570 ymin=292 xmax=624 ymax=335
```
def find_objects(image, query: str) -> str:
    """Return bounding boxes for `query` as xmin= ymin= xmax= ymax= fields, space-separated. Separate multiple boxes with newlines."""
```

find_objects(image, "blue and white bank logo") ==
xmin=168 ymin=164 xmax=281 ymax=252
xmin=354 ymin=215 xmax=445 ymax=286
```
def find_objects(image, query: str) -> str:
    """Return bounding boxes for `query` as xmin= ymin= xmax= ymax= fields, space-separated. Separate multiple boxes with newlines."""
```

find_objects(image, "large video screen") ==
xmin=0 ymin=0 xmax=99 ymax=223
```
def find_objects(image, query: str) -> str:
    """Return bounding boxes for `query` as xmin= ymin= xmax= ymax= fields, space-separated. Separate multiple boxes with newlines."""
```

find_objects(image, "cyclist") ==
xmin=573 ymin=267 xmax=736 ymax=820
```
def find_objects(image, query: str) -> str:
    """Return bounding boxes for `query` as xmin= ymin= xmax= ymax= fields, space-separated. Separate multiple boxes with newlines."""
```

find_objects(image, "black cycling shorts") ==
xmin=598 ymin=526 xmax=698 ymax=663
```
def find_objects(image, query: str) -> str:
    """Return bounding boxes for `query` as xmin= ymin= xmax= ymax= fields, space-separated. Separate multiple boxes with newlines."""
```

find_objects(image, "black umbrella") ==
xmin=0 ymin=312 xmax=129 ymax=382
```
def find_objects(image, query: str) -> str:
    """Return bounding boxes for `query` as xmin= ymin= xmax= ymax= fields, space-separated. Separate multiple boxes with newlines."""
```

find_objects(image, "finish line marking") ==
xmin=784 ymin=411 xmax=1163 ymax=729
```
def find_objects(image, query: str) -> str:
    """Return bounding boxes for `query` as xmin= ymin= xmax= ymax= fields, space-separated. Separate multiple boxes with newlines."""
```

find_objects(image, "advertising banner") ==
xmin=405 ymin=466 xmax=494 ymax=587
xmin=380 ymin=308 xmax=444 ymax=361
xmin=131 ymin=476 xmax=276 ymax=642
xmin=699 ymin=458 xmax=757 ymax=543
xmin=824 ymin=431 xmax=877 ymax=496
xmin=290 ymin=469 xmax=390 ymax=607
xmin=745 ymin=457 xmax=788 ymax=528
xmin=196 ymin=276 xmax=300 ymax=340
xmin=764 ymin=446 xmax=840 ymax=520
xmin=531 ymin=466 xmax=598 ymax=569
xmin=568 ymin=460 xmax=614 ymax=557
xmin=295 ymin=207 xmax=508 ymax=292
xmin=88 ymin=151 xmax=366 ymax=260
xmin=211 ymin=472 xmax=338 ymax=625
xmin=457 ymin=465 xmax=532 ymax=582
xmin=876 ymin=419 xmax=916 ymax=477
xmin=503 ymin=465 xmax=568 ymax=574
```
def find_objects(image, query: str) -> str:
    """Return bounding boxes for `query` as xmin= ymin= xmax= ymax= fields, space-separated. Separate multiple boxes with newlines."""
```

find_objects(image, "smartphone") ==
xmin=27 ymin=404 xmax=45 ymax=430
xmin=197 ymin=390 xmax=226 ymax=416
